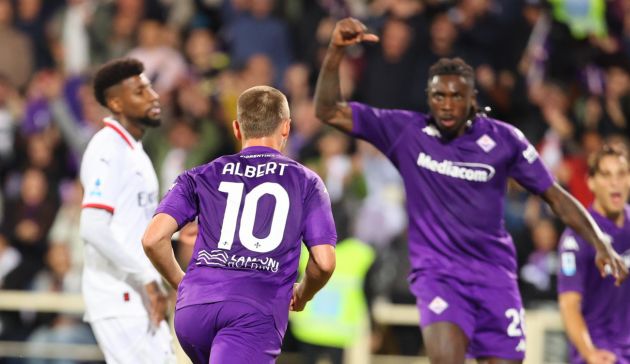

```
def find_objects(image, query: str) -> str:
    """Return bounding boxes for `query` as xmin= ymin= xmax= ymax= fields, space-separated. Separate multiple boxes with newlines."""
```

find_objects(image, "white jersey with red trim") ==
xmin=79 ymin=117 xmax=161 ymax=321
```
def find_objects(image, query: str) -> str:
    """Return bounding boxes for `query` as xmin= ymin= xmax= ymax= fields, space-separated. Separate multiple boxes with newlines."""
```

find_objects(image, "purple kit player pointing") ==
xmin=558 ymin=146 xmax=630 ymax=364
xmin=314 ymin=18 xmax=629 ymax=364
xmin=142 ymin=86 xmax=337 ymax=363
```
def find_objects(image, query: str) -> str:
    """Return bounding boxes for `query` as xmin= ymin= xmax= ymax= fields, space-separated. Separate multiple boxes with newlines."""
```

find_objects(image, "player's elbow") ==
xmin=311 ymin=245 xmax=336 ymax=277
xmin=314 ymin=105 xmax=335 ymax=125
xmin=141 ymin=226 xmax=162 ymax=254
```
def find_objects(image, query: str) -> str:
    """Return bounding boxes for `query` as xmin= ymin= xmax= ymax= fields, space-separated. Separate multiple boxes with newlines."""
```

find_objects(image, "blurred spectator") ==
xmin=520 ymin=218 xmax=560 ymax=307
xmin=356 ymin=18 xmax=420 ymax=110
xmin=25 ymin=244 xmax=96 ymax=364
xmin=128 ymin=19 xmax=188 ymax=95
xmin=47 ymin=180 xmax=84 ymax=273
xmin=0 ymin=0 xmax=34 ymax=90
xmin=0 ymin=233 xmax=20 ymax=287
xmin=223 ymin=0 xmax=292 ymax=85
xmin=14 ymin=0 xmax=54 ymax=70
xmin=1 ymin=168 xmax=57 ymax=286
xmin=353 ymin=142 xmax=406 ymax=249
xmin=48 ymin=0 xmax=95 ymax=76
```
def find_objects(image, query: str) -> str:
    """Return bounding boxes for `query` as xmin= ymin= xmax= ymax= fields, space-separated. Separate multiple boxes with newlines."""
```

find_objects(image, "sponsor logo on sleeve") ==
xmin=522 ymin=144 xmax=538 ymax=164
xmin=88 ymin=178 xmax=103 ymax=197
xmin=561 ymin=236 xmax=579 ymax=251
xmin=561 ymin=252 xmax=577 ymax=276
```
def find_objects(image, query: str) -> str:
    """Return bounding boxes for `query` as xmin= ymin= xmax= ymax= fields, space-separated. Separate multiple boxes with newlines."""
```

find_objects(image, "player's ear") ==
xmin=281 ymin=119 xmax=291 ymax=138
xmin=232 ymin=120 xmax=243 ymax=141
xmin=107 ymin=96 xmax=122 ymax=114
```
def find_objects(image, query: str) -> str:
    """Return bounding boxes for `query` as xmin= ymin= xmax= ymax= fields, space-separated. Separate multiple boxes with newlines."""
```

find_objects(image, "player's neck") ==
xmin=115 ymin=116 xmax=145 ymax=140
xmin=241 ymin=137 xmax=284 ymax=153
xmin=593 ymin=202 xmax=625 ymax=227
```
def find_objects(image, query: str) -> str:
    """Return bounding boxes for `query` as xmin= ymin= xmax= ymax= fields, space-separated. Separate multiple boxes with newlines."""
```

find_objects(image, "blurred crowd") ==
xmin=0 ymin=0 xmax=630 ymax=360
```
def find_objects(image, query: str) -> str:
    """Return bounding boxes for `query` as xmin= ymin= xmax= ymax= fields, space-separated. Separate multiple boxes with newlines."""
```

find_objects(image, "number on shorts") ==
xmin=505 ymin=308 xmax=525 ymax=337
xmin=218 ymin=181 xmax=289 ymax=253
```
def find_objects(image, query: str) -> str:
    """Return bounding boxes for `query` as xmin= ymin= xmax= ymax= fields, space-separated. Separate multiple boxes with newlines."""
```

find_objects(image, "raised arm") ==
xmin=314 ymin=18 xmax=379 ymax=133
xmin=541 ymin=183 xmax=629 ymax=285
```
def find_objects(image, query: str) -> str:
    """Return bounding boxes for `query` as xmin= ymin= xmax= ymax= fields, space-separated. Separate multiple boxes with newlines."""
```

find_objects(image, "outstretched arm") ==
xmin=541 ymin=183 xmax=628 ymax=285
xmin=314 ymin=17 xmax=379 ymax=133
xmin=559 ymin=292 xmax=617 ymax=364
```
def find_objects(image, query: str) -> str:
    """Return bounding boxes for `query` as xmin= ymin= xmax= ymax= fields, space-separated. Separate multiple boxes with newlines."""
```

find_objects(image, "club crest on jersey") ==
xmin=428 ymin=296 xmax=449 ymax=315
xmin=89 ymin=178 xmax=103 ymax=197
xmin=476 ymin=134 xmax=496 ymax=152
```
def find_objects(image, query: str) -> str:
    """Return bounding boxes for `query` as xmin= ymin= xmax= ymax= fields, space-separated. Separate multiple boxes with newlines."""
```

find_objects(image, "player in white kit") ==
xmin=79 ymin=58 xmax=175 ymax=363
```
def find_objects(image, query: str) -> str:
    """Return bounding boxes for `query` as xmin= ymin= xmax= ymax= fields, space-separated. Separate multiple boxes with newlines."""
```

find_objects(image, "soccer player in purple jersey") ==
xmin=142 ymin=86 xmax=337 ymax=363
xmin=558 ymin=146 xmax=630 ymax=364
xmin=314 ymin=17 xmax=628 ymax=364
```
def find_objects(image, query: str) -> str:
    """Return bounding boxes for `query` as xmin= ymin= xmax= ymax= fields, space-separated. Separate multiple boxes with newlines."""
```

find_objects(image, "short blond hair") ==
xmin=237 ymin=86 xmax=290 ymax=139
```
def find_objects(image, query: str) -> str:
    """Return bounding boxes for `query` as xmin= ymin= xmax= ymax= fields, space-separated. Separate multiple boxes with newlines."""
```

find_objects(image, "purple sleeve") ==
xmin=302 ymin=173 xmax=337 ymax=248
xmin=155 ymin=172 xmax=199 ymax=230
xmin=349 ymin=102 xmax=417 ymax=157
xmin=557 ymin=229 xmax=590 ymax=295
xmin=505 ymin=125 xmax=555 ymax=194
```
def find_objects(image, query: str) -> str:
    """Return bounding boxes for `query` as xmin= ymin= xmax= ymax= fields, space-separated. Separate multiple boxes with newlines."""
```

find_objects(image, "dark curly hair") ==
xmin=93 ymin=58 xmax=144 ymax=108
xmin=428 ymin=57 xmax=475 ymax=88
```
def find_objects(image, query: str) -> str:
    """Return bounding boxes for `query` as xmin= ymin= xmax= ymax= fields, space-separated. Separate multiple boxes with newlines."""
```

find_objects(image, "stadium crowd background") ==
xmin=0 ymin=0 xmax=629 ymax=361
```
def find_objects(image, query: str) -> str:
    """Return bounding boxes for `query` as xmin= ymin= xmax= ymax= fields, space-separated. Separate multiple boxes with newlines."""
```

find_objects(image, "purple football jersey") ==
xmin=156 ymin=146 xmax=337 ymax=332
xmin=349 ymin=102 xmax=554 ymax=287
xmin=558 ymin=206 xmax=630 ymax=362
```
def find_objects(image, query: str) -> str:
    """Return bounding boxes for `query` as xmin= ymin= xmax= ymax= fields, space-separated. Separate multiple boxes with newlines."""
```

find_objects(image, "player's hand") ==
xmin=289 ymin=283 xmax=310 ymax=312
xmin=330 ymin=17 xmax=379 ymax=48
xmin=145 ymin=281 xmax=168 ymax=328
xmin=585 ymin=348 xmax=617 ymax=364
xmin=595 ymin=239 xmax=629 ymax=286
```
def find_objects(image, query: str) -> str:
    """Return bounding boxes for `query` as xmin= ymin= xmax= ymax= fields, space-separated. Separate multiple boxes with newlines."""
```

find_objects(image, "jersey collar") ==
xmin=103 ymin=117 xmax=136 ymax=150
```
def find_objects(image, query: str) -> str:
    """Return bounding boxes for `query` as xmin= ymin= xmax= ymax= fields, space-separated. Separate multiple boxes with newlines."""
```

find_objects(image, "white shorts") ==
xmin=91 ymin=316 xmax=176 ymax=364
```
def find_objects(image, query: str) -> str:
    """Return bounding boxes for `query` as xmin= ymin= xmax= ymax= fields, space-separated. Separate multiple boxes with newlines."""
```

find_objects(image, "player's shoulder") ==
xmin=476 ymin=116 xmax=525 ymax=141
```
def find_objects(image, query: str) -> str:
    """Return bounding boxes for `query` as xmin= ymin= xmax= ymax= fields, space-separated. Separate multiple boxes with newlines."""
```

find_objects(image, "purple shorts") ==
xmin=569 ymin=342 xmax=630 ymax=363
xmin=174 ymin=301 xmax=283 ymax=364
xmin=410 ymin=274 xmax=526 ymax=360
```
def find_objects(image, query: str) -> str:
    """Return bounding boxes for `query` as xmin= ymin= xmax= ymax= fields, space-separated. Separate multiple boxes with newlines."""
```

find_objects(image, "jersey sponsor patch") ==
xmin=428 ymin=296 xmax=449 ymax=315
xmin=561 ymin=252 xmax=577 ymax=276
xmin=476 ymin=134 xmax=496 ymax=152
xmin=416 ymin=153 xmax=495 ymax=182
xmin=522 ymin=144 xmax=538 ymax=164
xmin=561 ymin=236 xmax=579 ymax=251
xmin=88 ymin=178 xmax=103 ymax=197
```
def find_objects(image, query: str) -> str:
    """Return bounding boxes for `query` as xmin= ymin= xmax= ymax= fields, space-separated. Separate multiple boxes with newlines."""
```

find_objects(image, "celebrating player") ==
xmin=142 ymin=86 xmax=337 ymax=363
xmin=558 ymin=145 xmax=630 ymax=364
xmin=79 ymin=58 xmax=175 ymax=363
xmin=314 ymin=17 xmax=628 ymax=364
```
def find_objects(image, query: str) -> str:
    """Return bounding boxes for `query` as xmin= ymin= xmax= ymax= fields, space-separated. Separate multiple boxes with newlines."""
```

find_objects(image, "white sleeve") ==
xmin=80 ymin=139 xmax=123 ymax=211
xmin=80 ymin=208 xmax=157 ymax=285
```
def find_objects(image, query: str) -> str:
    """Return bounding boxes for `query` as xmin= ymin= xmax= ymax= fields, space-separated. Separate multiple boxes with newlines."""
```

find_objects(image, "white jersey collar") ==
xmin=103 ymin=117 xmax=137 ymax=149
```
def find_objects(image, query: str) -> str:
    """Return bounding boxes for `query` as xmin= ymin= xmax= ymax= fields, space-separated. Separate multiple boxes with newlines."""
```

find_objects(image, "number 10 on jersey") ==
xmin=218 ymin=181 xmax=290 ymax=253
